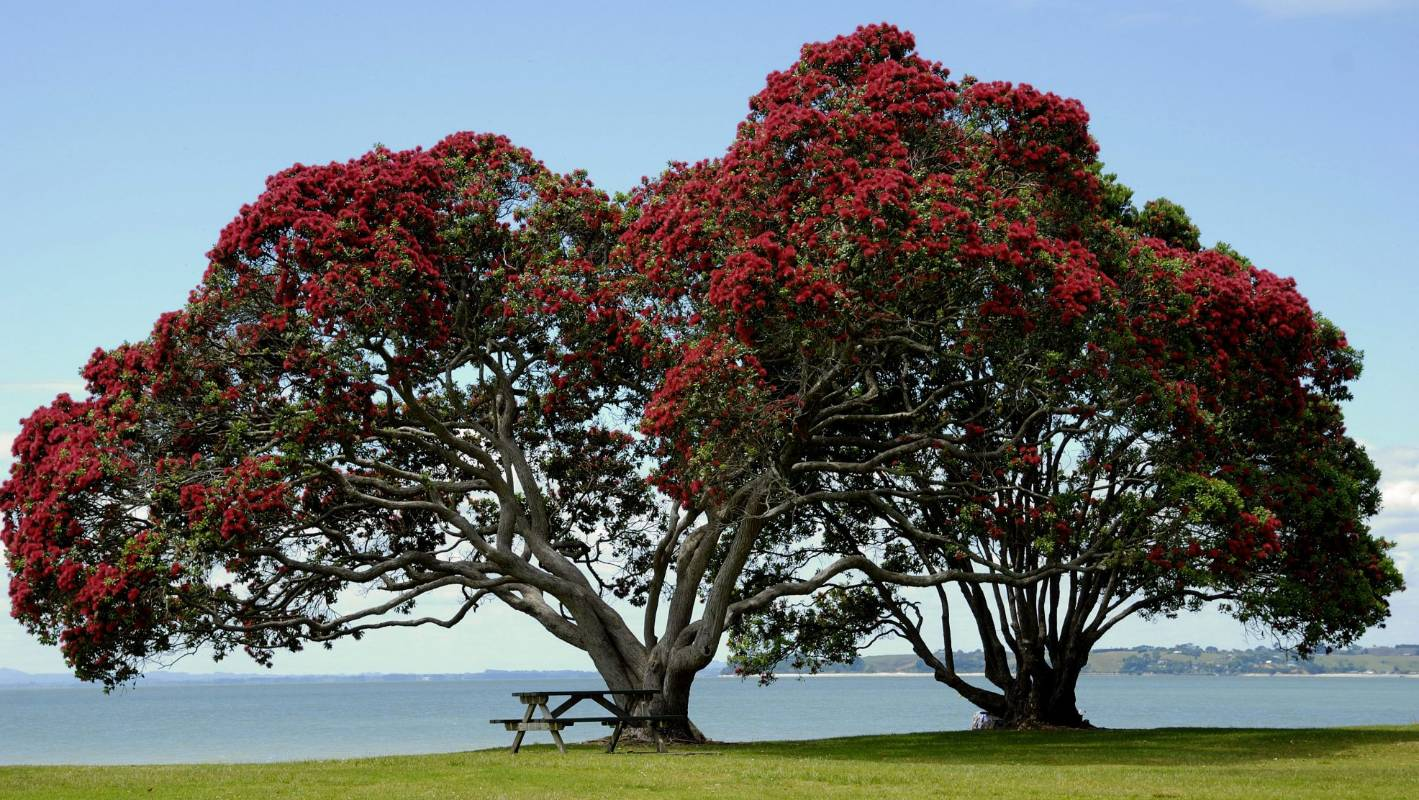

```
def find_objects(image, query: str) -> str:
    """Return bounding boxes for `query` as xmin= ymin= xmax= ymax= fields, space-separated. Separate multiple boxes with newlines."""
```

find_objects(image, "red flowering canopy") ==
xmin=1 ymin=133 xmax=659 ymax=687
xmin=2 ymin=344 xmax=169 ymax=679
xmin=0 ymin=26 xmax=1400 ymax=732
xmin=623 ymin=24 xmax=1401 ymax=725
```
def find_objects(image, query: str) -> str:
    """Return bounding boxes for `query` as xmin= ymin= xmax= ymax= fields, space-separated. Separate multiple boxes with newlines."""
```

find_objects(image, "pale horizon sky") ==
xmin=2 ymin=0 xmax=1417 ymax=676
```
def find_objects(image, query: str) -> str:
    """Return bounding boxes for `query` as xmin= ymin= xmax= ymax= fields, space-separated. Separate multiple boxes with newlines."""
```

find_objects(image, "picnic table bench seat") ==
xmin=490 ymin=714 xmax=690 ymax=729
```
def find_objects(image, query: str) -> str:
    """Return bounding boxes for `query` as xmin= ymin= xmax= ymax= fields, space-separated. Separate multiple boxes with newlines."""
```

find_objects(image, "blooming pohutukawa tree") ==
xmin=1 ymin=132 xmax=775 ymax=740
xmin=1 ymin=134 xmax=654 ymax=686
xmin=623 ymin=24 xmax=1402 ymax=727
xmin=0 ymin=127 xmax=996 ymax=742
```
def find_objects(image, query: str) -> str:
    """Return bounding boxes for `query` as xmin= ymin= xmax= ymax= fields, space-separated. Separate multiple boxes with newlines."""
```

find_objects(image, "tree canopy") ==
xmin=1 ymin=23 xmax=1401 ymax=731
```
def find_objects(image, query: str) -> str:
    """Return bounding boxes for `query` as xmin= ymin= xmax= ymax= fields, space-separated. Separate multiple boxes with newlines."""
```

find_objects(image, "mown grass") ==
xmin=3 ymin=727 xmax=1417 ymax=799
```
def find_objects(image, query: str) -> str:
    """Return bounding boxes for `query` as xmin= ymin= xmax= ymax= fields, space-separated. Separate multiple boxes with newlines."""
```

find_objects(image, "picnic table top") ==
xmin=511 ymin=688 xmax=660 ymax=699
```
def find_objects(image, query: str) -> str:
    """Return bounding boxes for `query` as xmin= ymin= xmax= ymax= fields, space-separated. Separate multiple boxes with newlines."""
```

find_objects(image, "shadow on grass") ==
xmin=725 ymin=726 xmax=1419 ymax=767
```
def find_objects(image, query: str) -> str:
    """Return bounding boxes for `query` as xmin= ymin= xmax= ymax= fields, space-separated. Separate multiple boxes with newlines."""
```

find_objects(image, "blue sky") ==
xmin=1 ymin=0 xmax=1417 ymax=674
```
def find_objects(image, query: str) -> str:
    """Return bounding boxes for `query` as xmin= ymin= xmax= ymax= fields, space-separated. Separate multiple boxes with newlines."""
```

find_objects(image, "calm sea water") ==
xmin=1 ymin=674 xmax=1416 ymax=765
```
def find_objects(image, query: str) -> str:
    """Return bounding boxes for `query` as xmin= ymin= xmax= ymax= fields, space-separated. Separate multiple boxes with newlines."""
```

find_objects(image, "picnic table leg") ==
xmin=510 ymin=703 xmax=536 ymax=754
xmin=652 ymin=725 xmax=666 ymax=754
xmin=606 ymin=721 xmax=625 ymax=754
xmin=537 ymin=703 xmax=567 ymax=754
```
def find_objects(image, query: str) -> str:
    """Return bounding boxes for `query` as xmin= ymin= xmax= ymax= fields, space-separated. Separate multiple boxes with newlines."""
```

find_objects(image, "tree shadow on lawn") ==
xmin=729 ymin=727 xmax=1419 ymax=767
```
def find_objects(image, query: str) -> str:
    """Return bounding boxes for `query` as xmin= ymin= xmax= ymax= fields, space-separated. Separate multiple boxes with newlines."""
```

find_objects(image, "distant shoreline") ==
xmin=5 ymin=661 xmax=1416 ymax=689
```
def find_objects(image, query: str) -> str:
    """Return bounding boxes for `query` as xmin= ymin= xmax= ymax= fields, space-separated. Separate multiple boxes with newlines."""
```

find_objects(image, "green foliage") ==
xmin=728 ymin=586 xmax=893 ymax=682
xmin=1137 ymin=197 xmax=1202 ymax=250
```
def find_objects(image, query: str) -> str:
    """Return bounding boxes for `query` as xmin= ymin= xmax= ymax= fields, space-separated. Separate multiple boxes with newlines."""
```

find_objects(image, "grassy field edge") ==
xmin=3 ymin=726 xmax=1418 ymax=799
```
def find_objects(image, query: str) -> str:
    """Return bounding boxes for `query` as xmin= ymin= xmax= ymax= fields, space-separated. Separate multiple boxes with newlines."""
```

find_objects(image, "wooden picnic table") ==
xmin=490 ymin=689 xmax=685 ymax=754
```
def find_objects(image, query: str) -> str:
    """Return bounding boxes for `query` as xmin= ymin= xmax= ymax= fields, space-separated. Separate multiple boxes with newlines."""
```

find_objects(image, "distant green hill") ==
xmin=725 ymin=645 xmax=1419 ymax=677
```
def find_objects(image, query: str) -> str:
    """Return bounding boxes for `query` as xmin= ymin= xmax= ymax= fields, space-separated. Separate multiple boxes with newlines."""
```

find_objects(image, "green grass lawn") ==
xmin=3 ymin=727 xmax=1417 ymax=800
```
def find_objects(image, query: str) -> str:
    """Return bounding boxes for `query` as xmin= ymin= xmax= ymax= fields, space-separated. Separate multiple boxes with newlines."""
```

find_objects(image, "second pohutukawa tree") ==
xmin=624 ymin=25 xmax=1402 ymax=727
